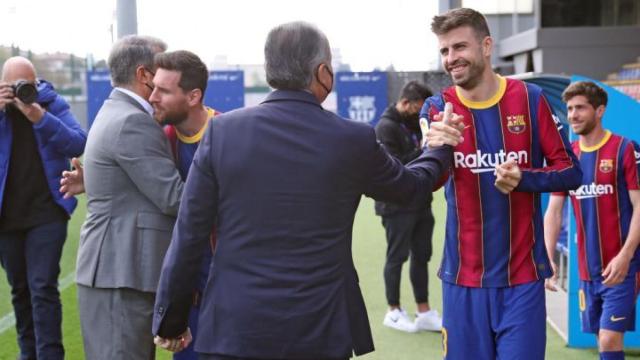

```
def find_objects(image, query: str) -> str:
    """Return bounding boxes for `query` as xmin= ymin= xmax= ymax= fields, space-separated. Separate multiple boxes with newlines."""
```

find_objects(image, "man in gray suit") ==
xmin=76 ymin=35 xmax=183 ymax=360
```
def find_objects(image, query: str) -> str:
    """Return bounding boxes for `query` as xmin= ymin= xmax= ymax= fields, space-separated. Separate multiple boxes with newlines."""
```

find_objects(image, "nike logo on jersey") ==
xmin=610 ymin=315 xmax=626 ymax=322
xmin=569 ymin=183 xmax=614 ymax=199
xmin=453 ymin=150 xmax=528 ymax=174
xmin=552 ymin=114 xmax=563 ymax=131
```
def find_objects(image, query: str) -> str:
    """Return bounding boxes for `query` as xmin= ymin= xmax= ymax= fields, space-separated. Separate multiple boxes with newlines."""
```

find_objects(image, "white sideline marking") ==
xmin=547 ymin=316 xmax=568 ymax=343
xmin=0 ymin=272 xmax=75 ymax=334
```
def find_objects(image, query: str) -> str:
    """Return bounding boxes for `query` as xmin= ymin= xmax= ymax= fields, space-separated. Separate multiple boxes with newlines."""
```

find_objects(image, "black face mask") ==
xmin=401 ymin=111 xmax=420 ymax=132
xmin=401 ymin=111 xmax=419 ymax=123
xmin=315 ymin=64 xmax=334 ymax=95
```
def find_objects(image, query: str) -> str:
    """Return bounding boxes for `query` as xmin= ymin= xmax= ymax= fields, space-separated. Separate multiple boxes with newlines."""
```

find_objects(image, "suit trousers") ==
xmin=0 ymin=220 xmax=67 ymax=360
xmin=198 ymin=354 xmax=350 ymax=360
xmin=78 ymin=285 xmax=156 ymax=360
xmin=381 ymin=210 xmax=434 ymax=306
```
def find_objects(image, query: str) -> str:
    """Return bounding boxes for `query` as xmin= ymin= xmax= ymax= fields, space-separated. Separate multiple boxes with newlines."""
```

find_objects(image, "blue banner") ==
xmin=86 ymin=70 xmax=245 ymax=128
xmin=204 ymin=71 xmax=244 ymax=113
xmin=335 ymin=71 xmax=387 ymax=127
xmin=86 ymin=70 xmax=113 ymax=129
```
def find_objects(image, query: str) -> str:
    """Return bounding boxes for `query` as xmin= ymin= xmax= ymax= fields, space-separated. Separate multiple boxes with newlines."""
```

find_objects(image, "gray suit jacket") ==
xmin=76 ymin=89 xmax=183 ymax=292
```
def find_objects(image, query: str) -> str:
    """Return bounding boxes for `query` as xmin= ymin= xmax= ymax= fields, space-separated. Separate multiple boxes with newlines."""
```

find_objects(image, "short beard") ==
xmin=452 ymin=58 xmax=484 ymax=90
xmin=157 ymin=110 xmax=188 ymax=126
xmin=574 ymin=120 xmax=597 ymax=136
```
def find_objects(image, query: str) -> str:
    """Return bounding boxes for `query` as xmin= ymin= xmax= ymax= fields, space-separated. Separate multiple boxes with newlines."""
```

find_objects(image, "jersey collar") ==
xmin=176 ymin=107 xmax=216 ymax=144
xmin=579 ymin=130 xmax=611 ymax=152
xmin=455 ymin=75 xmax=507 ymax=110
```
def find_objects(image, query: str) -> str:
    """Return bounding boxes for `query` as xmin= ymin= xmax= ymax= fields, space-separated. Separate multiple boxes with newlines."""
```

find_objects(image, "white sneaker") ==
xmin=383 ymin=308 xmax=418 ymax=333
xmin=415 ymin=309 xmax=443 ymax=332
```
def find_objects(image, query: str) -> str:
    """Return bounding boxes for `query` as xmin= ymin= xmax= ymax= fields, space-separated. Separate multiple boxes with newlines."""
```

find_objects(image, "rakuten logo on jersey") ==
xmin=569 ymin=183 xmax=614 ymax=199
xmin=453 ymin=150 xmax=528 ymax=174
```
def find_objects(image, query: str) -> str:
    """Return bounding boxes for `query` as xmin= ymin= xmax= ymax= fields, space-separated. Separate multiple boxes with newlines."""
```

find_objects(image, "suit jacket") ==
xmin=76 ymin=89 xmax=183 ymax=292
xmin=153 ymin=90 xmax=451 ymax=358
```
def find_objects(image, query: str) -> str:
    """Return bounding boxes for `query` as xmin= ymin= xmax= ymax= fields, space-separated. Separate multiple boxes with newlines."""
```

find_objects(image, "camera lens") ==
xmin=12 ymin=80 xmax=38 ymax=104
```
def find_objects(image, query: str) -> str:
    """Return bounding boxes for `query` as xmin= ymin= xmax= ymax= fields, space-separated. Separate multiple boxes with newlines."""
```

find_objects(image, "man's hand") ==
xmin=0 ymin=82 xmax=14 ymax=111
xmin=154 ymin=328 xmax=192 ymax=353
xmin=545 ymin=261 xmax=558 ymax=291
xmin=13 ymin=97 xmax=45 ymax=124
xmin=494 ymin=160 xmax=522 ymax=194
xmin=423 ymin=102 xmax=465 ymax=148
xmin=602 ymin=251 xmax=632 ymax=286
xmin=60 ymin=158 xmax=85 ymax=199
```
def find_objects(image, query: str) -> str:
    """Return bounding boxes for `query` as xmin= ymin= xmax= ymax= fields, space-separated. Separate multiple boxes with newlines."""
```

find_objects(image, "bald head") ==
xmin=1 ymin=56 xmax=37 ymax=83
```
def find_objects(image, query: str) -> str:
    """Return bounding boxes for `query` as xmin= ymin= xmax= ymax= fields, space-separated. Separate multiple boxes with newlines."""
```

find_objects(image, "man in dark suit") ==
xmin=153 ymin=22 xmax=462 ymax=360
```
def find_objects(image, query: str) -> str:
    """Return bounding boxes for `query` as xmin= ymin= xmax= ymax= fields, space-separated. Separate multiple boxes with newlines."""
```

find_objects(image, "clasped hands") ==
xmin=422 ymin=102 xmax=522 ymax=195
xmin=154 ymin=328 xmax=193 ymax=353
xmin=494 ymin=159 xmax=522 ymax=195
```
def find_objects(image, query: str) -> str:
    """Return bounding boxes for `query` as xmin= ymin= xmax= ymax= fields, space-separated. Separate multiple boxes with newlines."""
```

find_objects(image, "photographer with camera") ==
xmin=0 ymin=56 xmax=86 ymax=360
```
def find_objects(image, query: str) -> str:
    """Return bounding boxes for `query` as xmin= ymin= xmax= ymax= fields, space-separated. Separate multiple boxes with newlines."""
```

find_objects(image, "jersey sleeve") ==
xmin=420 ymin=94 xmax=444 ymax=127
xmin=420 ymin=94 xmax=450 ymax=190
xmin=517 ymin=93 xmax=582 ymax=193
xmin=622 ymin=140 xmax=640 ymax=190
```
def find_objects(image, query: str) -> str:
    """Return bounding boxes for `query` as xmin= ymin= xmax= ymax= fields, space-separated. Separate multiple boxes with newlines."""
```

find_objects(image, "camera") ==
xmin=12 ymin=80 xmax=38 ymax=104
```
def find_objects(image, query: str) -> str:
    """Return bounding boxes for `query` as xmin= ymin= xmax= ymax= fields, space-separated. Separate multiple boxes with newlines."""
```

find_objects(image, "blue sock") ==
xmin=600 ymin=351 xmax=624 ymax=360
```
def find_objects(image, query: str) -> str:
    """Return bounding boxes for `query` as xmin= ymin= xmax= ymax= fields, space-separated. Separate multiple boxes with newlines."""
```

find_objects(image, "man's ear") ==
xmin=188 ymin=89 xmax=203 ymax=106
xmin=136 ymin=65 xmax=147 ymax=81
xmin=482 ymin=36 xmax=493 ymax=58
xmin=595 ymin=104 xmax=606 ymax=120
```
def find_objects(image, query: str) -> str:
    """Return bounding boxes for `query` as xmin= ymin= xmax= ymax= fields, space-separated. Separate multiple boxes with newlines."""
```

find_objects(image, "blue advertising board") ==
xmin=86 ymin=70 xmax=245 ymax=128
xmin=335 ymin=71 xmax=387 ymax=127
xmin=86 ymin=70 xmax=113 ymax=129
xmin=204 ymin=71 xmax=244 ymax=113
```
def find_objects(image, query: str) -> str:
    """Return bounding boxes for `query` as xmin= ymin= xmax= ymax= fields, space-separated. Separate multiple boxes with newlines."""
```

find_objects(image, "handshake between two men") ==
xmin=149 ymin=102 xmax=522 ymax=355
xmin=423 ymin=102 xmax=522 ymax=195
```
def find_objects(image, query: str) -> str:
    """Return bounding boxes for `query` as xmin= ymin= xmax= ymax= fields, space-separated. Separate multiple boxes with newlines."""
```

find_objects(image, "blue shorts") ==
xmin=442 ymin=280 xmax=546 ymax=360
xmin=579 ymin=271 xmax=639 ymax=334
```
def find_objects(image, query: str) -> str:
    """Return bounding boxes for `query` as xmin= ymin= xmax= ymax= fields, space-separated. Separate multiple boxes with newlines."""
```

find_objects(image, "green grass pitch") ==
xmin=1 ymin=194 xmax=636 ymax=359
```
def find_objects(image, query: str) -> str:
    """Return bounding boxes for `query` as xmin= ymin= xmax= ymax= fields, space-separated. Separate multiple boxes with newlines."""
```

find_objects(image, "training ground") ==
xmin=1 ymin=194 xmax=638 ymax=359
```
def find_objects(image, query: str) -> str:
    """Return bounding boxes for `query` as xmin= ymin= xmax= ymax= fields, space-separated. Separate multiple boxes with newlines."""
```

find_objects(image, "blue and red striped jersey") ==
xmin=553 ymin=132 xmax=640 ymax=281
xmin=421 ymin=76 xmax=582 ymax=288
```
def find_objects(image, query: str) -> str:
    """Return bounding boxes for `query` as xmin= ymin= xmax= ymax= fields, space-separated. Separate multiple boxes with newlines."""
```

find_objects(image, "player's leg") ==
xmin=597 ymin=272 xmax=637 ymax=359
xmin=382 ymin=213 xmax=417 ymax=332
xmin=580 ymin=279 xmax=603 ymax=335
xmin=410 ymin=210 xmax=441 ymax=331
xmin=494 ymin=280 xmax=546 ymax=360
xmin=442 ymin=282 xmax=495 ymax=360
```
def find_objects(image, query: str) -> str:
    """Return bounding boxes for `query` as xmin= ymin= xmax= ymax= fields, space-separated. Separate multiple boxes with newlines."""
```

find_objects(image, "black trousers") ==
xmin=381 ymin=210 xmax=434 ymax=306
xmin=0 ymin=221 xmax=67 ymax=360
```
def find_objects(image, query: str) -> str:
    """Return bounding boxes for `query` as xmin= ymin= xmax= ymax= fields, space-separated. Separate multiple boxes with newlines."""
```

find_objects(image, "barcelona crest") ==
xmin=506 ymin=115 xmax=526 ymax=134
xmin=599 ymin=159 xmax=613 ymax=173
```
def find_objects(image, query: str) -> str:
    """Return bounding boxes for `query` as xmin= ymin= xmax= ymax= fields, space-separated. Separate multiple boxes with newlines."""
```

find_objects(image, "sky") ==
xmin=0 ymin=0 xmax=441 ymax=71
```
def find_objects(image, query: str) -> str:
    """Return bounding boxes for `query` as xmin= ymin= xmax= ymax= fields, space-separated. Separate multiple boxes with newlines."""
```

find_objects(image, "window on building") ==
xmin=542 ymin=0 xmax=640 ymax=27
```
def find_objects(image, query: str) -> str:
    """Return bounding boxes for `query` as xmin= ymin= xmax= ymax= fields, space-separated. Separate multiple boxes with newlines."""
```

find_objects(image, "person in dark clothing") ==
xmin=375 ymin=81 xmax=442 ymax=333
xmin=151 ymin=22 xmax=464 ymax=359
xmin=0 ymin=56 xmax=86 ymax=360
